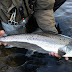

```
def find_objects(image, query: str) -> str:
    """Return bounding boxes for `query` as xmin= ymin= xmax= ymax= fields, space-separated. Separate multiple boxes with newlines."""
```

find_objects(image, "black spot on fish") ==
xmin=60 ymin=39 xmax=61 ymax=40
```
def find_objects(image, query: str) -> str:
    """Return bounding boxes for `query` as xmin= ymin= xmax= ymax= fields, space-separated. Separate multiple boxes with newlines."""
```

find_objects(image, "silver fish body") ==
xmin=0 ymin=33 xmax=72 ymax=57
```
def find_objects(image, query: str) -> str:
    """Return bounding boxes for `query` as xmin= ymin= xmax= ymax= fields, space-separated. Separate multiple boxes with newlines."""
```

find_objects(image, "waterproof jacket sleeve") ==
xmin=34 ymin=0 xmax=57 ymax=32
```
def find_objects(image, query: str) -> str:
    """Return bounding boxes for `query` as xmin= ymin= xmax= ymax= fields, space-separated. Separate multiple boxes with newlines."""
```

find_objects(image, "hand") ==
xmin=0 ymin=30 xmax=8 ymax=46
xmin=49 ymin=52 xmax=69 ymax=60
xmin=0 ymin=30 xmax=5 ymax=37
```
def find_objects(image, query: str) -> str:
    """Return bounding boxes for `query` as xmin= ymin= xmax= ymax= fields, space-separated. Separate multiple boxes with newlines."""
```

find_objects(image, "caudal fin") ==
xmin=3 ymin=33 xmax=7 ymax=37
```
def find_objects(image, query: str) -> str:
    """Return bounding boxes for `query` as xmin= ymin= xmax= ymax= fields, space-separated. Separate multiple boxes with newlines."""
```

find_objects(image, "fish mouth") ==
xmin=58 ymin=49 xmax=66 ymax=57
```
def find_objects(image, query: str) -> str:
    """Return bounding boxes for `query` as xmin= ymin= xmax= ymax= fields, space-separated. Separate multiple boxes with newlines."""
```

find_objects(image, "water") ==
xmin=54 ymin=0 xmax=72 ymax=37
xmin=0 ymin=45 xmax=72 ymax=72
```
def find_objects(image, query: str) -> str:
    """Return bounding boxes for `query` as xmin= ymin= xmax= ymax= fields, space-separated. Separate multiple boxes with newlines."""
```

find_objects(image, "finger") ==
xmin=0 ymin=30 xmax=5 ymax=34
xmin=50 ymin=52 xmax=55 ymax=56
xmin=0 ymin=34 xmax=3 ymax=37
xmin=49 ymin=52 xmax=51 ymax=55
xmin=55 ymin=53 xmax=61 ymax=58
xmin=0 ymin=30 xmax=5 ymax=37
xmin=3 ymin=43 xmax=8 ymax=46
xmin=65 ymin=57 xmax=69 ymax=60
xmin=0 ymin=42 xmax=8 ymax=46
xmin=0 ymin=42 xmax=2 ymax=45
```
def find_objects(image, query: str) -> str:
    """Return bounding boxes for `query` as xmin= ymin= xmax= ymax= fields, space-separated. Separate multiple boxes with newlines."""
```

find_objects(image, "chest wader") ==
xmin=0 ymin=0 xmax=32 ymax=35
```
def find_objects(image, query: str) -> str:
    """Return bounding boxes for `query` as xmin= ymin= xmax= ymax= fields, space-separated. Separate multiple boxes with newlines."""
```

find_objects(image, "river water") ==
xmin=0 ymin=45 xmax=72 ymax=72
xmin=54 ymin=0 xmax=72 ymax=37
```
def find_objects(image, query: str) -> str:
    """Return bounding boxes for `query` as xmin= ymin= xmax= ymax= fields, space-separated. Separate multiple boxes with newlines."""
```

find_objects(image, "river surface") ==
xmin=54 ymin=0 xmax=72 ymax=37
xmin=0 ymin=45 xmax=72 ymax=72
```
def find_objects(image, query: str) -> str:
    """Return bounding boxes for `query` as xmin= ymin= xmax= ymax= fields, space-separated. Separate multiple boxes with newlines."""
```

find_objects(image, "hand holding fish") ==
xmin=0 ymin=30 xmax=5 ymax=37
xmin=0 ymin=30 xmax=8 ymax=46
xmin=49 ymin=52 xmax=69 ymax=60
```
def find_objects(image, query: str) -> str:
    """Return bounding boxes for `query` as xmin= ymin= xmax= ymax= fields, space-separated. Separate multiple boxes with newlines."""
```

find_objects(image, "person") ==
xmin=0 ymin=0 xmax=68 ymax=60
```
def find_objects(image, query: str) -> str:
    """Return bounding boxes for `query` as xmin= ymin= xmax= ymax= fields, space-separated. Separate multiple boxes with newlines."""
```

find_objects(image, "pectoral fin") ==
xmin=5 ymin=42 xmax=49 ymax=54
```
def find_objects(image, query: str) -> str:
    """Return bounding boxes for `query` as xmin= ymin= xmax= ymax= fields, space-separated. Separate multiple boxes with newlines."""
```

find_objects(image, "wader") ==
xmin=34 ymin=0 xmax=57 ymax=33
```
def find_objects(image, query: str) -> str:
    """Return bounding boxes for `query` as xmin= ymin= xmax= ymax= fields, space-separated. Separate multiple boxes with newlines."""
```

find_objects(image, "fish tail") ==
xmin=0 ymin=33 xmax=7 ymax=42
xmin=3 ymin=33 xmax=7 ymax=37
xmin=0 ymin=37 xmax=2 ymax=42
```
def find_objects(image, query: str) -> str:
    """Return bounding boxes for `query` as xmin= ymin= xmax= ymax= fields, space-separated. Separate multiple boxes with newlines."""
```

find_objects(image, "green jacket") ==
xmin=0 ymin=0 xmax=57 ymax=33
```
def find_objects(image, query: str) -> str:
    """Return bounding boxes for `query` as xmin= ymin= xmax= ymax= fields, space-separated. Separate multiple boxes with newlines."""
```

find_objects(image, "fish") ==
xmin=0 ymin=33 xmax=72 ymax=57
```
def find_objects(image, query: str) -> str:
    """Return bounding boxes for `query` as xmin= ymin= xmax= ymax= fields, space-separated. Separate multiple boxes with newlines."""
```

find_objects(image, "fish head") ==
xmin=58 ymin=45 xmax=72 ymax=57
xmin=63 ymin=50 xmax=72 ymax=57
xmin=63 ymin=45 xmax=72 ymax=57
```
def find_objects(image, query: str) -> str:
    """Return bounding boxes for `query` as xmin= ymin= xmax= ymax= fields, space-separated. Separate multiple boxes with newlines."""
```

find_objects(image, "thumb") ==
xmin=0 ymin=30 xmax=5 ymax=37
xmin=0 ymin=30 xmax=5 ymax=34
